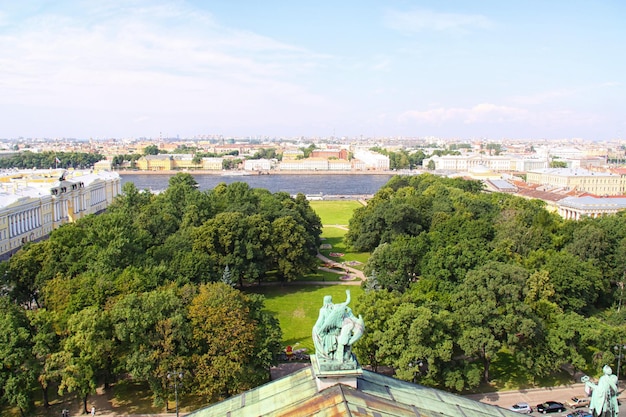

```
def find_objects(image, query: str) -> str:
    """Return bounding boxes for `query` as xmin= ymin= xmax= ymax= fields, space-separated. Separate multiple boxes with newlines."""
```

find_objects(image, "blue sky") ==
xmin=0 ymin=0 xmax=624 ymax=141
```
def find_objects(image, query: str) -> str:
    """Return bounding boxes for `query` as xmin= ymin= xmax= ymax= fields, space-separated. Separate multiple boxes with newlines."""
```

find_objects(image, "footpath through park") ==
xmin=314 ymin=252 xmax=365 ymax=285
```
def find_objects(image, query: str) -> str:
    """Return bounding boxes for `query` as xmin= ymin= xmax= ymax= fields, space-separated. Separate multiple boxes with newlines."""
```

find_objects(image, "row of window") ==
xmin=1 ymin=189 xmax=101 ymax=239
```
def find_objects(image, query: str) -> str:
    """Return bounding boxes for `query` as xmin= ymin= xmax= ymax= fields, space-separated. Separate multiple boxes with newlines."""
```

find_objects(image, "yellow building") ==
xmin=526 ymin=168 xmax=624 ymax=196
xmin=135 ymin=154 xmax=223 ymax=171
xmin=136 ymin=155 xmax=174 ymax=171
xmin=202 ymin=157 xmax=223 ymax=170
xmin=0 ymin=169 xmax=121 ymax=259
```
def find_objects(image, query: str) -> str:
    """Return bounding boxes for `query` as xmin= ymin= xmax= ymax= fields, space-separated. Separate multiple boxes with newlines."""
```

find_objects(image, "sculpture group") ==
xmin=582 ymin=365 xmax=619 ymax=417
xmin=312 ymin=290 xmax=364 ymax=370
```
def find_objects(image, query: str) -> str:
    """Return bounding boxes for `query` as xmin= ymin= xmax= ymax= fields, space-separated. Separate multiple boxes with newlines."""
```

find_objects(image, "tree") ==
xmin=192 ymin=212 xmax=271 ymax=286
xmin=108 ymin=182 xmax=153 ymax=216
xmin=364 ymin=235 xmax=428 ymax=292
xmin=453 ymin=262 xmax=538 ymax=383
xmin=55 ymin=306 xmax=114 ymax=414
xmin=27 ymin=308 xmax=60 ymax=409
xmin=378 ymin=301 xmax=461 ymax=389
xmin=300 ymin=144 xmax=316 ymax=158
xmin=209 ymin=182 xmax=259 ymax=215
xmin=347 ymin=198 xmax=423 ymax=252
xmin=550 ymin=160 xmax=567 ymax=168
xmin=188 ymin=283 xmax=279 ymax=402
xmin=143 ymin=144 xmax=160 ymax=155
xmin=221 ymin=265 xmax=234 ymax=287
xmin=110 ymin=287 xmax=190 ymax=406
xmin=268 ymin=216 xmax=318 ymax=282
xmin=0 ymin=151 xmax=104 ymax=170
xmin=1 ymin=241 xmax=48 ymax=308
xmin=491 ymin=197 xmax=557 ymax=260
xmin=353 ymin=290 xmax=402 ymax=372
xmin=526 ymin=250 xmax=606 ymax=313
xmin=542 ymin=312 xmax=590 ymax=375
xmin=0 ymin=298 xmax=37 ymax=415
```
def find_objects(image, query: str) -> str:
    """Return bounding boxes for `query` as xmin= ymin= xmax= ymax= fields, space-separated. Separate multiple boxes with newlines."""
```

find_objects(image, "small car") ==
xmin=536 ymin=401 xmax=565 ymax=413
xmin=566 ymin=396 xmax=590 ymax=409
xmin=566 ymin=410 xmax=592 ymax=417
xmin=508 ymin=402 xmax=532 ymax=414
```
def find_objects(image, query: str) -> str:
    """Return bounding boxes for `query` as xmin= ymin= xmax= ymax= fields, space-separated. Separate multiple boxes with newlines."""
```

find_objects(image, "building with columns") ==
xmin=0 ymin=169 xmax=121 ymax=259
xmin=557 ymin=196 xmax=626 ymax=220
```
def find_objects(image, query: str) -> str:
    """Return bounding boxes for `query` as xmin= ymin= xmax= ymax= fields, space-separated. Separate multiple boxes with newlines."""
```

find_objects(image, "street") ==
xmin=465 ymin=382 xmax=625 ymax=415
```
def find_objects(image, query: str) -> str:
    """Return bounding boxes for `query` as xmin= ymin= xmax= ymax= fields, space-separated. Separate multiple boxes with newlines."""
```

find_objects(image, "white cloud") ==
xmin=0 ymin=1 xmax=340 ymax=136
xmin=0 ymin=2 xmax=321 ymax=94
xmin=384 ymin=9 xmax=493 ymax=33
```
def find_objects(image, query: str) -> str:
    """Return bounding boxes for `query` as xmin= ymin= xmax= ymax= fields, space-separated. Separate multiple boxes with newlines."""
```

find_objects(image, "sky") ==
xmin=0 ymin=0 xmax=624 ymax=141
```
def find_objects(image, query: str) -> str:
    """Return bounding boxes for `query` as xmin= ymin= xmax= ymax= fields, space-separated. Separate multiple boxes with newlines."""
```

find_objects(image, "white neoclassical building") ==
xmin=353 ymin=150 xmax=390 ymax=170
xmin=0 ymin=169 xmax=121 ymax=259
xmin=423 ymin=154 xmax=548 ymax=173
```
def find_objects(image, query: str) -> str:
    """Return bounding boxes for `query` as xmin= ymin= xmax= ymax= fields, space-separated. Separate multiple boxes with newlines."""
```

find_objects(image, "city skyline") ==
xmin=1 ymin=1 xmax=624 ymax=141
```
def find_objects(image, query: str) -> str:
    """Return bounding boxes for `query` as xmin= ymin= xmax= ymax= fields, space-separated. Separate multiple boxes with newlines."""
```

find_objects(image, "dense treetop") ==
xmin=351 ymin=173 xmax=626 ymax=391
xmin=0 ymin=151 xmax=105 ymax=170
xmin=4 ymin=171 xmax=626 ymax=413
xmin=0 ymin=173 xmax=320 ymax=414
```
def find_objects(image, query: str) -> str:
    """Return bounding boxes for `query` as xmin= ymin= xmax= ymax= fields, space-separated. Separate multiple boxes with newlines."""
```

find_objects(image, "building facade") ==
xmin=423 ymin=154 xmax=549 ymax=173
xmin=134 ymin=154 xmax=224 ymax=171
xmin=353 ymin=149 xmax=390 ymax=170
xmin=526 ymin=168 xmax=624 ymax=196
xmin=557 ymin=196 xmax=626 ymax=220
xmin=0 ymin=169 xmax=121 ymax=259
xmin=244 ymin=158 xmax=272 ymax=171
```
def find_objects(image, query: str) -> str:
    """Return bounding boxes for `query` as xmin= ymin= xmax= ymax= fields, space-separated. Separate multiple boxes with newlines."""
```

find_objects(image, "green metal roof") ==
xmin=187 ymin=365 xmax=521 ymax=417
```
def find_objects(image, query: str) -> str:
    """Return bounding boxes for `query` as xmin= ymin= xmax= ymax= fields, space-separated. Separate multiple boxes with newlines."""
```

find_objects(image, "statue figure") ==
xmin=582 ymin=365 xmax=620 ymax=417
xmin=312 ymin=290 xmax=364 ymax=367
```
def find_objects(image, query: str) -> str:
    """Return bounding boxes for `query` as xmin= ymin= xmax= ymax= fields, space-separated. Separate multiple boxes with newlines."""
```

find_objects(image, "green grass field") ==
xmin=246 ymin=284 xmax=364 ymax=354
xmin=309 ymin=200 xmax=363 ymax=225
xmin=309 ymin=200 xmax=371 ymax=272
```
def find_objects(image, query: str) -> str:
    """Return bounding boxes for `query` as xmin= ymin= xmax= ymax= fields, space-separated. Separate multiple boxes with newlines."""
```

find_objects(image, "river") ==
xmin=120 ymin=173 xmax=395 ymax=195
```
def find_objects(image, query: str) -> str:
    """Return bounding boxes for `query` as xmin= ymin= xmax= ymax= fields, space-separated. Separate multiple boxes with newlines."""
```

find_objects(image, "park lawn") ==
xmin=246 ymin=285 xmax=364 ymax=355
xmin=263 ymin=268 xmax=345 ymax=282
xmin=320 ymin=226 xmax=369 ymax=270
xmin=309 ymin=200 xmax=363 ymax=225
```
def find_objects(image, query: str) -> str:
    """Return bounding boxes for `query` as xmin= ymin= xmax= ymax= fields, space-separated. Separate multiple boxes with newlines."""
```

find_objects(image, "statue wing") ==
xmin=321 ymin=306 xmax=346 ymax=331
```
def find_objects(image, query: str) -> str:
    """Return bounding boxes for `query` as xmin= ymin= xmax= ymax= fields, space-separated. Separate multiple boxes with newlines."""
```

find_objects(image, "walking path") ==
xmin=316 ymin=252 xmax=365 ymax=285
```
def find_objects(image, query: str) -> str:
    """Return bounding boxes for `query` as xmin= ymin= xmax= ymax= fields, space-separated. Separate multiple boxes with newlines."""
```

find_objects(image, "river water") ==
xmin=121 ymin=173 xmax=395 ymax=196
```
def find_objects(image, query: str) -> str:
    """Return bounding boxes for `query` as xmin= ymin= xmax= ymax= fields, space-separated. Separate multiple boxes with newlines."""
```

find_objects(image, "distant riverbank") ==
xmin=115 ymin=169 xmax=400 ymax=176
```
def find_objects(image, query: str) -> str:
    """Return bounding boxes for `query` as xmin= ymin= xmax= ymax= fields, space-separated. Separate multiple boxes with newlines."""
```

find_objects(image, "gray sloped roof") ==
xmin=186 ymin=366 xmax=520 ymax=417
xmin=559 ymin=196 xmax=626 ymax=210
